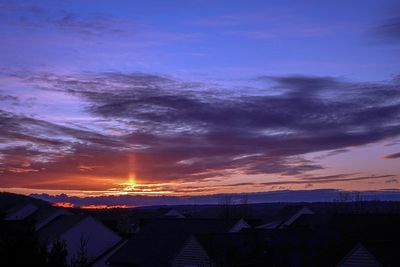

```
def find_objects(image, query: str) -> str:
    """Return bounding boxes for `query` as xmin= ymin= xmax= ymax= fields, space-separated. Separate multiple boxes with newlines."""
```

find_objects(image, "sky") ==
xmin=0 ymin=0 xmax=400 ymax=203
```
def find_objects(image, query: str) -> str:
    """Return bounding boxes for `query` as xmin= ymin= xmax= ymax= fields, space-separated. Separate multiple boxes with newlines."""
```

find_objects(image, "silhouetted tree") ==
xmin=117 ymin=214 xmax=132 ymax=235
xmin=335 ymin=191 xmax=368 ymax=213
xmin=48 ymin=239 xmax=68 ymax=267
xmin=219 ymin=195 xmax=235 ymax=219
xmin=70 ymin=236 xmax=90 ymax=267
xmin=240 ymin=193 xmax=249 ymax=218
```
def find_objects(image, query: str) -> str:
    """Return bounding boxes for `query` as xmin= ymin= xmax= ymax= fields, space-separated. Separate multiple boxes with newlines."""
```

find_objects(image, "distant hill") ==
xmin=31 ymin=189 xmax=400 ymax=208
xmin=0 ymin=192 xmax=50 ymax=212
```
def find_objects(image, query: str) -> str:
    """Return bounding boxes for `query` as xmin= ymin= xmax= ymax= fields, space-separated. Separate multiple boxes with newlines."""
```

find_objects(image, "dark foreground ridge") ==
xmin=1 ymin=192 xmax=400 ymax=266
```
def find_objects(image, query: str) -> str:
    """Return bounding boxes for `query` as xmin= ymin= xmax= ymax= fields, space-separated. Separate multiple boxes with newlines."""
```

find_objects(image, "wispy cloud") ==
xmin=52 ymin=13 xmax=126 ymax=36
xmin=386 ymin=178 xmax=398 ymax=183
xmin=192 ymin=15 xmax=243 ymax=27
xmin=384 ymin=152 xmax=400 ymax=159
xmin=0 ymin=0 xmax=131 ymax=36
xmin=374 ymin=17 xmax=400 ymax=43
xmin=191 ymin=12 xmax=335 ymax=40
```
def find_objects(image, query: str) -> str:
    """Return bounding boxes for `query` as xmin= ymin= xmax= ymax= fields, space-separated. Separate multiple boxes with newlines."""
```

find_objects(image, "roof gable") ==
xmin=108 ymin=218 xmax=244 ymax=266
xmin=29 ymin=206 xmax=72 ymax=230
xmin=4 ymin=202 xmax=39 ymax=220
xmin=108 ymin=233 xmax=189 ymax=266
xmin=37 ymin=214 xmax=88 ymax=244
xmin=337 ymin=243 xmax=382 ymax=267
xmin=229 ymin=218 xmax=250 ymax=232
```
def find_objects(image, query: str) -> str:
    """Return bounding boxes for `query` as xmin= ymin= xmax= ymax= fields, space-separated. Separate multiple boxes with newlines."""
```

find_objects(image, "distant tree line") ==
xmin=218 ymin=194 xmax=250 ymax=219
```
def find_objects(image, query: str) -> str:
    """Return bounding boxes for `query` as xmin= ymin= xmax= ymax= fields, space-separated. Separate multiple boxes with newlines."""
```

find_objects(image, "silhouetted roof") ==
xmin=256 ymin=205 xmax=314 ymax=228
xmin=37 ymin=214 xmax=88 ymax=243
xmin=29 ymin=206 xmax=60 ymax=221
xmin=108 ymin=218 xmax=243 ymax=266
xmin=261 ymin=213 xmax=400 ymax=266
xmin=128 ymin=208 xmax=184 ymax=224
xmin=0 ymin=192 xmax=48 ymax=212
xmin=138 ymin=218 xmax=241 ymax=235
xmin=290 ymin=213 xmax=331 ymax=228
xmin=330 ymin=214 xmax=400 ymax=266
xmin=108 ymin=233 xmax=188 ymax=267
xmin=28 ymin=206 xmax=70 ymax=228
xmin=196 ymin=232 xmax=269 ymax=265
xmin=242 ymin=227 xmax=347 ymax=266
xmin=5 ymin=202 xmax=37 ymax=214
xmin=359 ymin=241 xmax=400 ymax=266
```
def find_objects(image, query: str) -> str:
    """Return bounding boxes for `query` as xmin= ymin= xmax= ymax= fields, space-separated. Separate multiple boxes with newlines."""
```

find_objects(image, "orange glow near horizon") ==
xmin=79 ymin=204 xmax=135 ymax=209
xmin=52 ymin=202 xmax=134 ymax=209
xmin=52 ymin=202 xmax=75 ymax=208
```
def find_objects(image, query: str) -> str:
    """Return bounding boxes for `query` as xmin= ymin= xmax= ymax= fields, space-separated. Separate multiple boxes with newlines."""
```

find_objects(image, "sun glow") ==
xmin=124 ymin=174 xmax=137 ymax=190
xmin=117 ymin=155 xmax=178 ymax=195
xmin=118 ymin=171 xmax=137 ymax=193
xmin=117 ymin=175 xmax=175 ymax=195
xmin=124 ymin=154 xmax=137 ymax=191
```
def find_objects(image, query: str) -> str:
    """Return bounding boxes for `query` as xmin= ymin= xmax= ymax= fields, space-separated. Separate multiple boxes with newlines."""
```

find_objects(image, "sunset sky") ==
xmin=1 ymin=0 xmax=400 ymax=200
